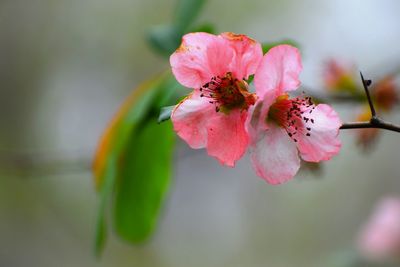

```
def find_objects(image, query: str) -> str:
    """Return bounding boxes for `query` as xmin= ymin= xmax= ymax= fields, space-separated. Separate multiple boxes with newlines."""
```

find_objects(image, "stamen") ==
xmin=268 ymin=94 xmax=317 ymax=141
xmin=198 ymin=72 xmax=254 ymax=113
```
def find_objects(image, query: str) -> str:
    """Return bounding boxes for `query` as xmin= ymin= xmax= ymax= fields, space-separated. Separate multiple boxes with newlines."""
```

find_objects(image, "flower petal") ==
xmin=170 ymin=32 xmax=234 ymax=88
xmin=171 ymin=91 xmax=214 ymax=149
xmin=245 ymin=90 xmax=276 ymax=142
xmin=254 ymin=45 xmax=302 ymax=98
xmin=250 ymin=124 xmax=300 ymax=184
xmin=206 ymin=109 xmax=249 ymax=167
xmin=172 ymin=93 xmax=249 ymax=166
xmin=221 ymin=32 xmax=263 ymax=80
xmin=296 ymin=104 xmax=342 ymax=162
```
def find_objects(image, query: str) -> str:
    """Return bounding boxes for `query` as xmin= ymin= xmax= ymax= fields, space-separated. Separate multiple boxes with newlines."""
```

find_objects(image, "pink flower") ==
xmin=170 ymin=32 xmax=263 ymax=166
xmin=246 ymin=45 xmax=342 ymax=184
xmin=358 ymin=197 xmax=400 ymax=262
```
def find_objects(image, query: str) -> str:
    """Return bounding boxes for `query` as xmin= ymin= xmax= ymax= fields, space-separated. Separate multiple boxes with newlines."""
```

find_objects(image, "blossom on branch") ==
xmin=170 ymin=32 xmax=262 ymax=166
xmin=169 ymin=33 xmax=342 ymax=183
xmin=323 ymin=59 xmax=359 ymax=93
xmin=247 ymin=45 xmax=342 ymax=184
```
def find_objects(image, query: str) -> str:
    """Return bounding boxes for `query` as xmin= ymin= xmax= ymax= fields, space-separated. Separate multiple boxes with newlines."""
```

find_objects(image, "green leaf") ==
xmin=147 ymin=25 xmax=182 ymax=56
xmin=94 ymin=72 xmax=182 ymax=255
xmin=262 ymin=39 xmax=301 ymax=54
xmin=158 ymin=105 xmax=174 ymax=123
xmin=147 ymin=0 xmax=209 ymax=57
xmin=114 ymin=120 xmax=175 ymax=242
xmin=174 ymin=0 xmax=207 ymax=31
xmin=146 ymin=21 xmax=215 ymax=57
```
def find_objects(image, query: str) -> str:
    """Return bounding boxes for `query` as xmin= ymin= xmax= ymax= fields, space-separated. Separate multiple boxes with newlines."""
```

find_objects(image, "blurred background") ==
xmin=1 ymin=0 xmax=400 ymax=266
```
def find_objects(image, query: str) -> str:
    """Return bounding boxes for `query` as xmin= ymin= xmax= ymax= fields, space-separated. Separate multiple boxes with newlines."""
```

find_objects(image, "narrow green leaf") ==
xmin=262 ymin=39 xmax=301 ymax=54
xmin=158 ymin=105 xmax=174 ymax=123
xmin=174 ymin=0 xmax=206 ymax=31
xmin=114 ymin=120 xmax=175 ymax=242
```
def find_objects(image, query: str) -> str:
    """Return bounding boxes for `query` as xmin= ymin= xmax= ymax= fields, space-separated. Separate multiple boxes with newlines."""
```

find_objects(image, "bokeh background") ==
xmin=1 ymin=0 xmax=400 ymax=266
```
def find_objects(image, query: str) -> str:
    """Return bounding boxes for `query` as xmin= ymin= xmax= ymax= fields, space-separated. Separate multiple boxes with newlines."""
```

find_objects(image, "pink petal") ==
xmin=170 ymin=32 xmax=234 ymax=88
xmin=206 ymin=109 xmax=249 ymax=167
xmin=172 ymin=92 xmax=249 ymax=166
xmin=296 ymin=104 xmax=342 ymax=162
xmin=254 ymin=45 xmax=302 ymax=98
xmin=221 ymin=32 xmax=263 ymax=80
xmin=250 ymin=124 xmax=300 ymax=184
xmin=245 ymin=91 xmax=276 ymax=141
xmin=171 ymin=91 xmax=214 ymax=149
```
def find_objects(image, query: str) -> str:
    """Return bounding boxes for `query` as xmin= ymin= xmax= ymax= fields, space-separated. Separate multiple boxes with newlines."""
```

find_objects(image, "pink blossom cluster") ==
xmin=170 ymin=32 xmax=342 ymax=184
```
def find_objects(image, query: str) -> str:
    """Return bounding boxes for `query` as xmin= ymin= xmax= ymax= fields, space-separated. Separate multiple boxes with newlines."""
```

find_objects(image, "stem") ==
xmin=340 ymin=72 xmax=400 ymax=133
xmin=340 ymin=119 xmax=400 ymax=133
xmin=359 ymin=71 xmax=376 ymax=117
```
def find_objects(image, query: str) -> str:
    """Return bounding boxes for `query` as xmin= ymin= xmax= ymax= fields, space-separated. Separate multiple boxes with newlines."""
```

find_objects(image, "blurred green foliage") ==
xmin=148 ymin=0 xmax=211 ymax=56
xmin=148 ymin=25 xmax=183 ymax=57
xmin=114 ymin=118 xmax=175 ymax=243
xmin=174 ymin=0 xmax=206 ymax=31
xmin=94 ymin=0 xmax=210 ymax=256
xmin=94 ymin=73 xmax=184 ymax=256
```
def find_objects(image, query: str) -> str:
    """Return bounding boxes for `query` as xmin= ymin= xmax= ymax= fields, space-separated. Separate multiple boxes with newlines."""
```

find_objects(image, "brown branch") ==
xmin=340 ymin=119 xmax=400 ymax=133
xmin=340 ymin=72 xmax=400 ymax=133
xmin=359 ymin=72 xmax=376 ymax=117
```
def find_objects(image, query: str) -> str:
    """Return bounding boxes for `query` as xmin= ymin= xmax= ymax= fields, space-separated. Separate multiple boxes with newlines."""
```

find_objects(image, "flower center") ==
xmin=199 ymin=72 xmax=256 ymax=113
xmin=268 ymin=94 xmax=316 ymax=142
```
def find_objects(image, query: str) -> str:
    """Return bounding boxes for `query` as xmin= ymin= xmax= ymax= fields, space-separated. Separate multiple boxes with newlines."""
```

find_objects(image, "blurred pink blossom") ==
xmin=323 ymin=59 xmax=358 ymax=93
xmin=358 ymin=197 xmax=400 ymax=262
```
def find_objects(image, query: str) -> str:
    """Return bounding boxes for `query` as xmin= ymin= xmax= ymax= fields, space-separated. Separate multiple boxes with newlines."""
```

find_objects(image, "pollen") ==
xmin=199 ymin=72 xmax=256 ymax=114
xmin=268 ymin=94 xmax=316 ymax=142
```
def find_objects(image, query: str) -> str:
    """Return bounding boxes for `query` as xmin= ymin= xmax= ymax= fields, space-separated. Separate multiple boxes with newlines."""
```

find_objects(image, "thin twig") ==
xmin=360 ymin=72 xmax=376 ymax=117
xmin=340 ymin=119 xmax=400 ymax=133
xmin=340 ymin=72 xmax=400 ymax=133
